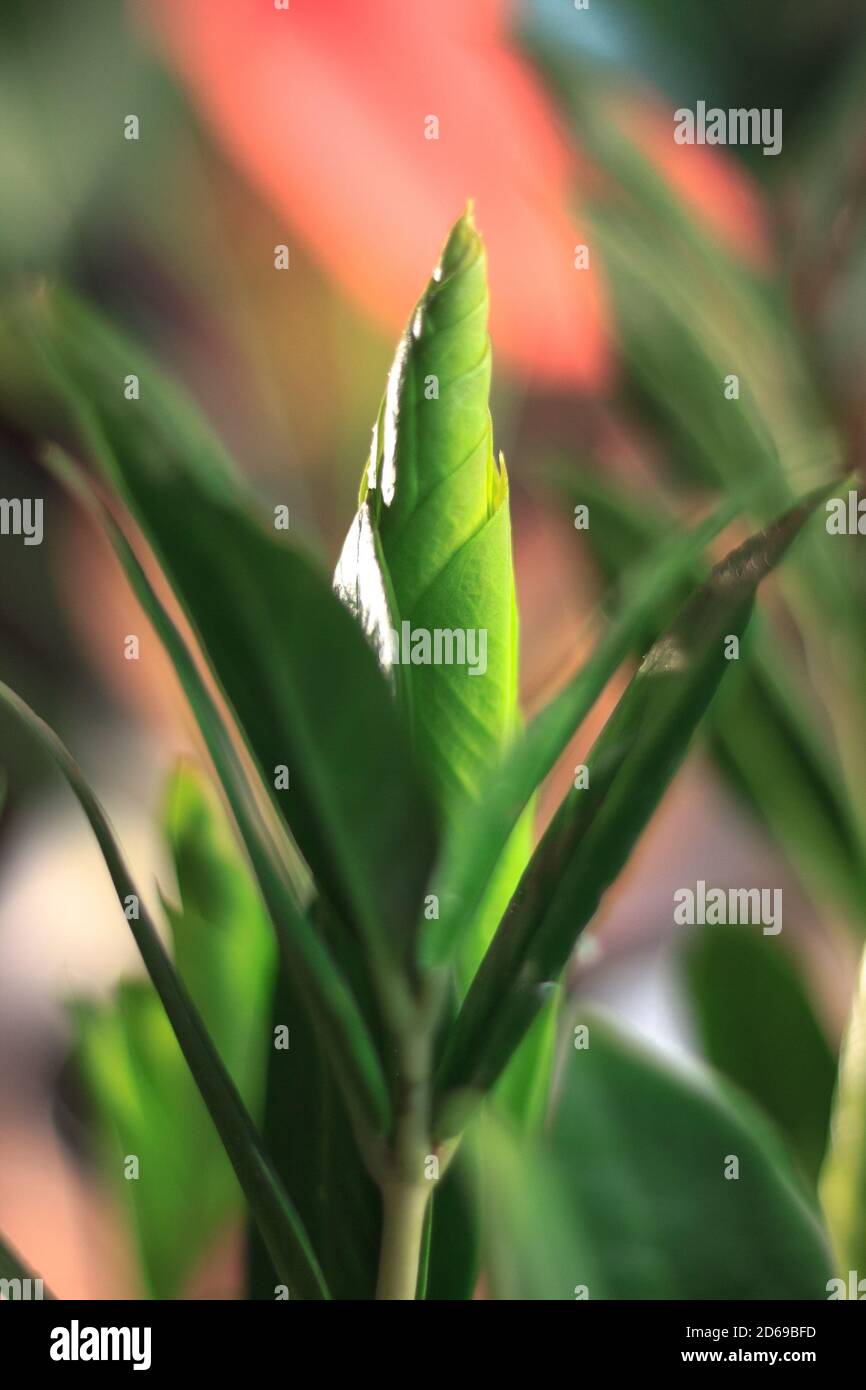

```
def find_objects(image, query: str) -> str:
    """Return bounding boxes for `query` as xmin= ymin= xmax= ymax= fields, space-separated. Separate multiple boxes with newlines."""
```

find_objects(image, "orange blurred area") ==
xmin=140 ymin=0 xmax=610 ymax=389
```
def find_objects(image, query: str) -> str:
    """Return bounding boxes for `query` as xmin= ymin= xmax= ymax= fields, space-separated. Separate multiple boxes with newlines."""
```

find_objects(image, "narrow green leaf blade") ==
xmin=0 ymin=682 xmax=330 ymax=1300
xmin=423 ymin=498 xmax=738 ymax=969
xmin=435 ymin=488 xmax=831 ymax=1129
xmin=553 ymin=465 xmax=866 ymax=924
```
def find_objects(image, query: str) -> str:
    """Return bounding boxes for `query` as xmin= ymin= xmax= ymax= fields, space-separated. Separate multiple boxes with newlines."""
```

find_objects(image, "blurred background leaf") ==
xmin=485 ymin=1011 xmax=832 ymax=1299
xmin=0 ymin=683 xmax=328 ymax=1298
xmin=681 ymin=925 xmax=837 ymax=1189
xmin=76 ymin=761 xmax=274 ymax=1298
xmin=550 ymin=464 xmax=866 ymax=926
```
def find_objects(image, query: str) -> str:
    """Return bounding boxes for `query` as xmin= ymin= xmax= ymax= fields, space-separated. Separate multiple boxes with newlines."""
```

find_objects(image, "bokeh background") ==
xmin=2 ymin=0 xmax=866 ymax=1296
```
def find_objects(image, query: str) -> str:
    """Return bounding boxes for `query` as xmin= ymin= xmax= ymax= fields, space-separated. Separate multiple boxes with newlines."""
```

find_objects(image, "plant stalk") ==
xmin=375 ymin=977 xmax=442 ymax=1300
xmin=375 ymin=1176 xmax=431 ymax=1300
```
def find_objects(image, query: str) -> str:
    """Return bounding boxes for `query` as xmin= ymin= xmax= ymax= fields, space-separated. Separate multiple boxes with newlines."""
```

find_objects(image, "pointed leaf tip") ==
xmin=437 ymin=205 xmax=483 ymax=281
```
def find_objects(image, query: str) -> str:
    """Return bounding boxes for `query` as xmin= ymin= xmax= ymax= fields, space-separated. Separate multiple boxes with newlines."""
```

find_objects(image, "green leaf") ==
xmin=77 ymin=982 xmax=227 ymax=1300
xmin=335 ymin=208 xmax=551 ymax=1138
xmin=0 ymin=681 xmax=330 ymax=1301
xmin=552 ymin=465 xmax=866 ymax=924
xmin=335 ymin=213 xmax=552 ymax=1281
xmin=0 ymin=1233 xmax=54 ymax=1299
xmin=423 ymin=1144 xmax=481 ymax=1300
xmin=682 ymin=926 xmax=837 ymax=1188
xmin=435 ymin=488 xmax=831 ymax=1132
xmin=161 ymin=762 xmax=275 ymax=1113
xmin=53 ymin=477 xmax=392 ymax=1296
xmin=248 ymin=918 xmax=383 ymax=1301
xmin=336 ymin=206 xmax=520 ymax=817
xmin=708 ymin=655 xmax=866 ymax=924
xmin=76 ymin=763 xmax=276 ymax=1298
xmin=337 ymin=210 xmax=553 ymax=1129
xmin=820 ymin=945 xmax=866 ymax=1276
xmin=422 ymin=497 xmax=738 ymax=970
xmin=48 ymin=453 xmax=391 ymax=1143
xmin=485 ymin=1013 xmax=832 ymax=1299
xmin=18 ymin=287 xmax=439 ymax=972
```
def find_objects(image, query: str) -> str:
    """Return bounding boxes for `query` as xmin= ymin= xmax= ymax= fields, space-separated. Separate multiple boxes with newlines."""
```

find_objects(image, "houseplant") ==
xmin=0 ymin=210 xmax=858 ymax=1301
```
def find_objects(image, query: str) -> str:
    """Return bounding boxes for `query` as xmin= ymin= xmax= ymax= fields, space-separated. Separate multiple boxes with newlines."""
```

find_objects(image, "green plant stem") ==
xmin=375 ymin=1176 xmax=431 ymax=1300
xmin=375 ymin=985 xmax=439 ymax=1300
